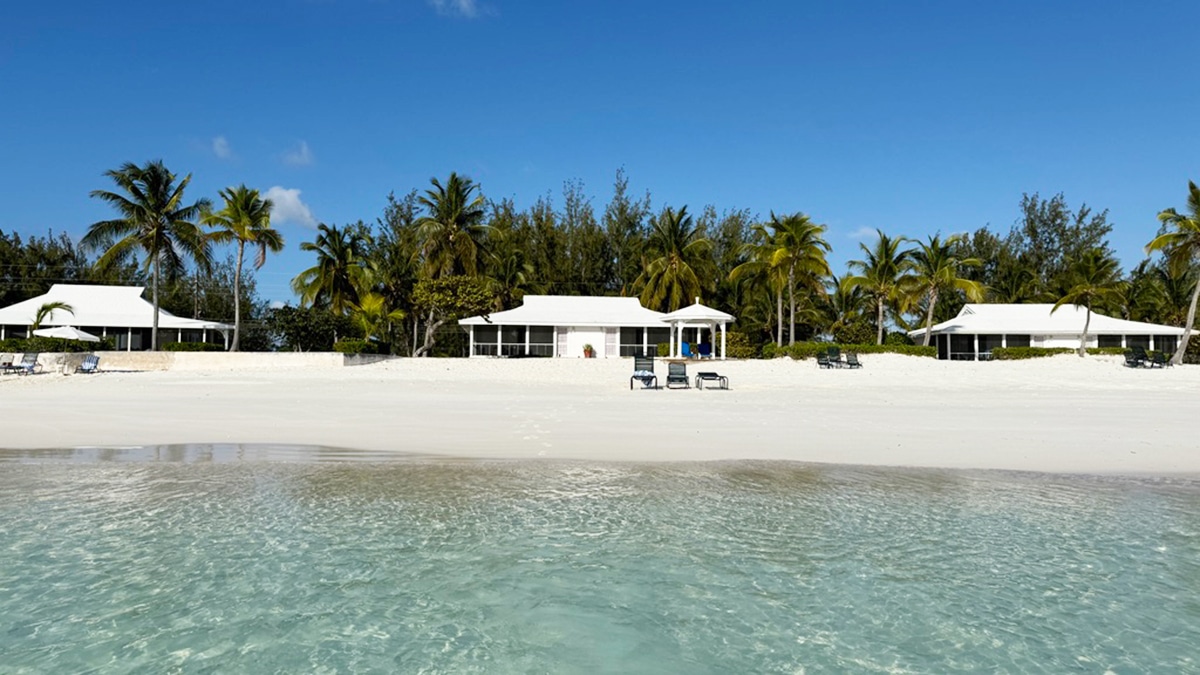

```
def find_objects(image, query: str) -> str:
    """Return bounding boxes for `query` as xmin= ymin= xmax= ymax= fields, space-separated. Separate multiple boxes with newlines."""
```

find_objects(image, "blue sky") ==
xmin=2 ymin=1 xmax=1198 ymax=304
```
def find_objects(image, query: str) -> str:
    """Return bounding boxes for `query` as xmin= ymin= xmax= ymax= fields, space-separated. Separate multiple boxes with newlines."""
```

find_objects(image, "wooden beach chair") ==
xmin=844 ymin=353 xmax=863 ymax=369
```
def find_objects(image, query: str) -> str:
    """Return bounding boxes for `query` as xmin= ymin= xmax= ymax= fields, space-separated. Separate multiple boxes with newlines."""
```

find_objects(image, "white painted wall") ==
xmin=562 ymin=327 xmax=608 ymax=358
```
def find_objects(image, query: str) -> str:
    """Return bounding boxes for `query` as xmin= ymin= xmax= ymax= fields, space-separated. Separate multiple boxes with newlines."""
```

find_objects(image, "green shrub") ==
xmin=884 ymin=331 xmax=913 ymax=346
xmin=779 ymin=342 xmax=937 ymax=360
xmin=991 ymin=346 xmax=1126 ymax=360
xmin=162 ymin=341 xmax=225 ymax=352
xmin=723 ymin=331 xmax=759 ymax=359
xmin=656 ymin=342 xmax=670 ymax=358
xmin=333 ymin=339 xmax=377 ymax=355
xmin=761 ymin=342 xmax=780 ymax=359
xmin=1186 ymin=334 xmax=1200 ymax=365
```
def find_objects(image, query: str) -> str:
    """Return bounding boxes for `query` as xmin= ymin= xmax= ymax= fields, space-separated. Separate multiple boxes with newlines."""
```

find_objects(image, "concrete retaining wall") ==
xmin=87 ymin=351 xmax=394 ymax=372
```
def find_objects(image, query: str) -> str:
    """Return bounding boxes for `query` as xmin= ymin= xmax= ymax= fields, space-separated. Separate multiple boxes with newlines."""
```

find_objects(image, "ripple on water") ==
xmin=1 ymin=450 xmax=1198 ymax=672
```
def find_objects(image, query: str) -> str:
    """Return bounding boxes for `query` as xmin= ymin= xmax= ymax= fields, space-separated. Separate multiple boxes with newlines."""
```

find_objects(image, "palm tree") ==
xmin=415 ymin=173 xmax=488 ymax=279
xmin=350 ymin=292 xmax=406 ymax=348
xmin=291 ymin=223 xmax=366 ymax=315
xmin=768 ymin=213 xmax=831 ymax=345
xmin=729 ymin=222 xmax=788 ymax=344
xmin=906 ymin=234 xmax=986 ymax=346
xmin=635 ymin=205 xmax=712 ymax=312
xmin=822 ymin=274 xmax=869 ymax=343
xmin=82 ymin=160 xmax=211 ymax=350
xmin=1147 ymin=181 xmax=1200 ymax=365
xmin=31 ymin=301 xmax=74 ymax=329
xmin=203 ymin=185 xmax=284 ymax=351
xmin=1052 ymin=248 xmax=1125 ymax=357
xmin=846 ymin=230 xmax=914 ymax=345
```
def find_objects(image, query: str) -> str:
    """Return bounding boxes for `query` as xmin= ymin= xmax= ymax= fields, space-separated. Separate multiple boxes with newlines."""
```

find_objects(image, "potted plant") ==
xmin=583 ymin=344 xmax=595 ymax=358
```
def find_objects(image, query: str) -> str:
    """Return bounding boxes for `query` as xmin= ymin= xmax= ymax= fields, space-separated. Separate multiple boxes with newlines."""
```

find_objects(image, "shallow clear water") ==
xmin=2 ymin=447 xmax=1199 ymax=673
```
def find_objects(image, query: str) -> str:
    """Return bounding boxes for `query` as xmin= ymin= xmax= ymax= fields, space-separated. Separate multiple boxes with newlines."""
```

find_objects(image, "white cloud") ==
xmin=429 ymin=0 xmax=482 ymax=18
xmin=283 ymin=140 xmax=315 ymax=167
xmin=212 ymin=136 xmax=233 ymax=159
xmin=848 ymin=226 xmax=878 ymax=241
xmin=265 ymin=186 xmax=317 ymax=228
xmin=269 ymin=300 xmax=287 ymax=310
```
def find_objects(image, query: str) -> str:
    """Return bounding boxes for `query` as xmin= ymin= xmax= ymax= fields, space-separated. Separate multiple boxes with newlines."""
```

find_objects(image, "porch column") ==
xmin=496 ymin=326 xmax=502 ymax=357
xmin=525 ymin=324 xmax=530 ymax=356
xmin=720 ymin=322 xmax=727 ymax=360
xmin=973 ymin=334 xmax=979 ymax=360
xmin=468 ymin=325 xmax=475 ymax=357
xmin=127 ymin=328 xmax=132 ymax=352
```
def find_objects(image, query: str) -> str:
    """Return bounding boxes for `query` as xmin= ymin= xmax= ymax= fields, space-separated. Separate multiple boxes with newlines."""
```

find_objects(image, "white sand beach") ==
xmin=2 ymin=354 xmax=1197 ymax=475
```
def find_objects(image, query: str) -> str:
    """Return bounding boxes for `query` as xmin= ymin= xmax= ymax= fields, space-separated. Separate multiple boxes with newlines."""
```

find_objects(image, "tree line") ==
xmin=4 ymin=160 xmax=1199 ymax=363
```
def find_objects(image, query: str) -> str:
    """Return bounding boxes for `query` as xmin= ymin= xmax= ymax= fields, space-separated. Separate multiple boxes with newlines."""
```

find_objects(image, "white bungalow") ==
xmin=908 ymin=303 xmax=1185 ymax=360
xmin=458 ymin=295 xmax=672 ymax=358
xmin=0 ymin=284 xmax=233 ymax=351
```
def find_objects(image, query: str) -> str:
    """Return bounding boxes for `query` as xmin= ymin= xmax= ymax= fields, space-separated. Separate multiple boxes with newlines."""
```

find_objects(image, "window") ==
xmin=949 ymin=334 xmax=975 ymax=360
xmin=528 ymin=326 xmax=554 ymax=357
xmin=1005 ymin=334 xmax=1031 ymax=348
xmin=1154 ymin=336 xmax=1178 ymax=353
xmin=500 ymin=326 xmax=526 ymax=356
xmin=619 ymin=327 xmax=645 ymax=357
xmin=1126 ymin=335 xmax=1151 ymax=350
xmin=1097 ymin=335 xmax=1123 ymax=348
xmin=473 ymin=325 xmax=498 ymax=356
xmin=977 ymin=335 xmax=1003 ymax=359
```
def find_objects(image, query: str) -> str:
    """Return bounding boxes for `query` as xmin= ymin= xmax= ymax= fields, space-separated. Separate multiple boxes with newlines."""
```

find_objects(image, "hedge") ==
xmin=765 ymin=342 xmax=936 ymax=360
xmin=162 ymin=341 xmax=225 ymax=352
xmin=0 ymin=336 xmax=113 ymax=353
xmin=990 ymin=347 xmax=1128 ymax=360
xmin=333 ymin=339 xmax=377 ymax=355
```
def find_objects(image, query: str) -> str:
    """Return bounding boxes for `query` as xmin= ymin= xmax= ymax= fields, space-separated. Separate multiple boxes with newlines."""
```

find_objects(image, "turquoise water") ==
xmin=2 ymin=448 xmax=1199 ymax=673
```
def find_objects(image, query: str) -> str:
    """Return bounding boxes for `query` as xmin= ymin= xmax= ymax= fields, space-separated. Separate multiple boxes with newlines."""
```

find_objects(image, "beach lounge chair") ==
xmin=0 ymin=353 xmax=13 ymax=373
xmin=1131 ymin=346 xmax=1149 ymax=367
xmin=1149 ymin=351 xmax=1169 ymax=369
xmin=844 ymin=352 xmax=863 ymax=369
xmin=630 ymin=355 xmax=657 ymax=389
xmin=827 ymin=346 xmax=844 ymax=367
xmin=698 ymin=343 xmax=712 ymax=359
xmin=816 ymin=353 xmax=834 ymax=369
xmin=76 ymin=354 xmax=101 ymax=374
xmin=694 ymin=371 xmax=729 ymax=389
xmin=681 ymin=342 xmax=692 ymax=359
xmin=666 ymin=362 xmax=690 ymax=389
xmin=14 ymin=353 xmax=41 ymax=376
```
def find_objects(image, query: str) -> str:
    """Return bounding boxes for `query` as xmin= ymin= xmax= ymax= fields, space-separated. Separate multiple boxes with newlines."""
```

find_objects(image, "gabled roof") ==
xmin=660 ymin=301 xmax=735 ymax=323
xmin=0 ymin=284 xmax=233 ymax=331
xmin=908 ymin=303 xmax=1183 ymax=338
xmin=459 ymin=295 xmax=667 ymax=327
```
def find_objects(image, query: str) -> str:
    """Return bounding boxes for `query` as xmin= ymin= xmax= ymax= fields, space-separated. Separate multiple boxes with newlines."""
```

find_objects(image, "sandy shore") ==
xmin=2 ymin=354 xmax=1197 ymax=475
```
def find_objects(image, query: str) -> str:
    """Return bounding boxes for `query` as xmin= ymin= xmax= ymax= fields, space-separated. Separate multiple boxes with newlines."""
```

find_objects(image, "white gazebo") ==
xmin=659 ymin=299 xmax=735 ymax=360
xmin=0 ymin=284 xmax=233 ymax=351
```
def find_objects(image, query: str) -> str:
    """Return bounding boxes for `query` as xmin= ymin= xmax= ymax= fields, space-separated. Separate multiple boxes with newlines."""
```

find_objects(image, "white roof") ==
xmin=459 ymin=295 xmax=667 ymax=327
xmin=660 ymin=301 xmax=735 ymax=323
xmin=0 ymin=284 xmax=233 ymax=331
xmin=909 ymin=303 xmax=1184 ymax=338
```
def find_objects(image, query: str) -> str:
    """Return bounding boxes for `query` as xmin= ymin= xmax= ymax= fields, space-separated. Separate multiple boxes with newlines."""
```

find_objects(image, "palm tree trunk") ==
xmin=876 ymin=297 xmax=885 ymax=345
xmin=788 ymin=267 xmax=796 ymax=346
xmin=922 ymin=288 xmax=938 ymax=347
xmin=1079 ymin=305 xmax=1092 ymax=357
xmin=1172 ymin=277 xmax=1200 ymax=365
xmin=775 ymin=288 xmax=783 ymax=345
xmin=232 ymin=242 xmax=244 ymax=351
xmin=151 ymin=253 xmax=160 ymax=351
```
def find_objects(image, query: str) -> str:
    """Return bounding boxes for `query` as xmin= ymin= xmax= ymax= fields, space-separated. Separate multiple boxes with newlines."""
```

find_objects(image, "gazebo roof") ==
xmin=659 ymin=300 xmax=735 ymax=323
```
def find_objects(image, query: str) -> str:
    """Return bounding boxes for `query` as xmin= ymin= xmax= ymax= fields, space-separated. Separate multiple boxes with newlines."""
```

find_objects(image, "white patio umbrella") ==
xmin=32 ymin=325 xmax=101 ymax=342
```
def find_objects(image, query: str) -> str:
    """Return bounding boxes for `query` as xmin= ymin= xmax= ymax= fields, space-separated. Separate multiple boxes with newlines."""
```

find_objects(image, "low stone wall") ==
xmin=82 ymin=351 xmax=393 ymax=372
